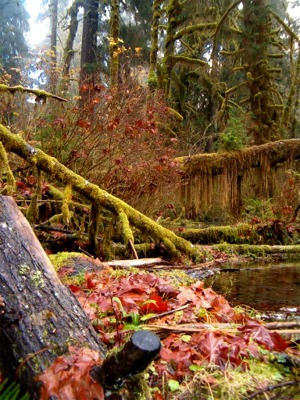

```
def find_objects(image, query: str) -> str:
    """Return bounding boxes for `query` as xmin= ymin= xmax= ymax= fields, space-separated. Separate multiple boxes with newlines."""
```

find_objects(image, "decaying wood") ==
xmin=106 ymin=257 xmax=169 ymax=268
xmin=0 ymin=195 xmax=106 ymax=399
xmin=91 ymin=330 xmax=161 ymax=389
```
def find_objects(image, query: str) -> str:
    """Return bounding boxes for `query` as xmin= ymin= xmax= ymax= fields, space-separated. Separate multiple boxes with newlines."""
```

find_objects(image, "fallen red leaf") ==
xmin=37 ymin=346 xmax=104 ymax=400
xmin=239 ymin=318 xmax=288 ymax=351
xmin=140 ymin=293 xmax=168 ymax=314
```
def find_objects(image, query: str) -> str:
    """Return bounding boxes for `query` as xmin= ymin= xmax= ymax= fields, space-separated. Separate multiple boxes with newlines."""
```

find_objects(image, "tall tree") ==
xmin=148 ymin=0 xmax=161 ymax=90
xmin=49 ymin=0 xmax=58 ymax=91
xmin=241 ymin=0 xmax=280 ymax=144
xmin=60 ymin=0 xmax=83 ymax=92
xmin=219 ymin=0 xmax=298 ymax=145
xmin=0 ymin=0 xmax=30 ymax=84
xmin=109 ymin=0 xmax=120 ymax=86
xmin=80 ymin=0 xmax=100 ymax=101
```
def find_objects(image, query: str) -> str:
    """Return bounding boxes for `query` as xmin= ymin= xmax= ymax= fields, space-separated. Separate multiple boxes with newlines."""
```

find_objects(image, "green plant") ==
xmin=243 ymin=198 xmax=274 ymax=220
xmin=216 ymin=110 xmax=248 ymax=151
xmin=0 ymin=378 xmax=30 ymax=400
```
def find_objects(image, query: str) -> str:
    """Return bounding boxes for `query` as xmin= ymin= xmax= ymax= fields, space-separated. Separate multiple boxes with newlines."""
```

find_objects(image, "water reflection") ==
xmin=205 ymin=263 xmax=300 ymax=312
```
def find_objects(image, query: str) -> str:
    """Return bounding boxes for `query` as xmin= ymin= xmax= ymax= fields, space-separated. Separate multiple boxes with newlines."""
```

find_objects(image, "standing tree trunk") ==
xmin=242 ymin=0 xmax=280 ymax=144
xmin=79 ymin=0 xmax=99 ymax=104
xmin=0 ymin=195 xmax=106 ymax=399
xmin=60 ymin=0 xmax=83 ymax=92
xmin=148 ymin=0 xmax=161 ymax=90
xmin=109 ymin=0 xmax=120 ymax=87
xmin=162 ymin=0 xmax=181 ymax=98
xmin=49 ymin=0 xmax=58 ymax=92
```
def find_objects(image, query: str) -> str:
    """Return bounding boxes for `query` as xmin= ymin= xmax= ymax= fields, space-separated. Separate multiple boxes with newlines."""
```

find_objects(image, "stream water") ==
xmin=203 ymin=262 xmax=300 ymax=320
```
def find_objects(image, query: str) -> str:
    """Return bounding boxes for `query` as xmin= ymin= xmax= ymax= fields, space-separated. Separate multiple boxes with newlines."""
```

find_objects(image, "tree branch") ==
xmin=0 ymin=84 xmax=68 ymax=102
xmin=0 ymin=123 xmax=201 ymax=261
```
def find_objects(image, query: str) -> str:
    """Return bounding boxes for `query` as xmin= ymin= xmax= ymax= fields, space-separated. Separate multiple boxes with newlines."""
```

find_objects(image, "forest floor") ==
xmin=42 ymin=251 xmax=300 ymax=400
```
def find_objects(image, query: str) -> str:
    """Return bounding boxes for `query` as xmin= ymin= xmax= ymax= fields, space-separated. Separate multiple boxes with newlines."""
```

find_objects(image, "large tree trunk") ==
xmin=79 ymin=0 xmax=99 ymax=104
xmin=49 ymin=0 xmax=58 ymax=92
xmin=109 ymin=0 xmax=120 ymax=86
xmin=0 ymin=195 xmax=106 ymax=399
xmin=60 ymin=0 xmax=82 ymax=92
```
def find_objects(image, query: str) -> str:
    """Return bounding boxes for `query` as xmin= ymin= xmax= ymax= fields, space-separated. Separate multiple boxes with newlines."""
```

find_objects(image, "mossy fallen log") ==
xmin=212 ymin=243 xmax=300 ymax=257
xmin=177 ymin=223 xmax=253 ymax=244
xmin=176 ymin=221 xmax=297 ymax=245
xmin=0 ymin=123 xmax=202 ymax=261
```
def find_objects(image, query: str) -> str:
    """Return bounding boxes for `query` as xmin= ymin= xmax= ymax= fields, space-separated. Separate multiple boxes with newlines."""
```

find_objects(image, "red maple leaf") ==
xmin=239 ymin=318 xmax=288 ymax=351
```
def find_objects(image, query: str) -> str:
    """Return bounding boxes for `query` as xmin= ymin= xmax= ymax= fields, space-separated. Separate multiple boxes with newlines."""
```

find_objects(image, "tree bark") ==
xmin=49 ymin=0 xmax=58 ymax=92
xmin=60 ymin=0 xmax=83 ymax=92
xmin=0 ymin=195 xmax=106 ymax=399
xmin=79 ymin=0 xmax=99 ymax=104
xmin=109 ymin=0 xmax=120 ymax=87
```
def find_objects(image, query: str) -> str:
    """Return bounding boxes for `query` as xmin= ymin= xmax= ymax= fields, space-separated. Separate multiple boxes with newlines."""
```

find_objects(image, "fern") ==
xmin=0 ymin=379 xmax=31 ymax=400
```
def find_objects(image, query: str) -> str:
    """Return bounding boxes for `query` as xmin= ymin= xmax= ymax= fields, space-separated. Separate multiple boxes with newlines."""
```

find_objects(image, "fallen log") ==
xmin=0 ymin=123 xmax=200 ymax=260
xmin=0 ymin=195 xmax=106 ymax=398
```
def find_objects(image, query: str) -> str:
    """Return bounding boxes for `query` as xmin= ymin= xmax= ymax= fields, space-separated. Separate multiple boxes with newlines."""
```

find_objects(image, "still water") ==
xmin=205 ymin=262 xmax=300 ymax=314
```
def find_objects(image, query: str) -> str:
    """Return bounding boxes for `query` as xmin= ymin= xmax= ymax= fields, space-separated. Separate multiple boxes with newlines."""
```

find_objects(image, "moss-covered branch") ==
xmin=0 ymin=124 xmax=201 ymax=261
xmin=0 ymin=84 xmax=68 ymax=102
xmin=171 ymin=55 xmax=208 ymax=67
xmin=174 ymin=22 xmax=217 ymax=41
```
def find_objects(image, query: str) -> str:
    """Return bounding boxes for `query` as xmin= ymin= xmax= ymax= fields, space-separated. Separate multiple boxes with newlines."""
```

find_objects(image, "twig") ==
xmin=246 ymin=380 xmax=298 ymax=399
xmin=129 ymin=239 xmax=139 ymax=260
xmin=33 ymin=224 xmax=103 ymax=242
xmin=142 ymin=304 xmax=189 ymax=322
xmin=16 ymin=347 xmax=50 ymax=377
xmin=264 ymin=321 xmax=300 ymax=330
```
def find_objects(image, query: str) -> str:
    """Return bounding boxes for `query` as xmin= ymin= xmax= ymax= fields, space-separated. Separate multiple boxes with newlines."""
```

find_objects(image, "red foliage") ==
xmin=51 ymin=267 xmax=289 ymax=397
xmin=140 ymin=293 xmax=168 ymax=314
xmin=37 ymin=347 xmax=104 ymax=400
xmin=238 ymin=318 xmax=288 ymax=351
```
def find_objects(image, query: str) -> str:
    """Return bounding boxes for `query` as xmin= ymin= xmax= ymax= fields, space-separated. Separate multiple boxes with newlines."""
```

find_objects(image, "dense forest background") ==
xmin=1 ymin=2 xmax=300 ymax=399
xmin=1 ymin=0 xmax=300 ymax=221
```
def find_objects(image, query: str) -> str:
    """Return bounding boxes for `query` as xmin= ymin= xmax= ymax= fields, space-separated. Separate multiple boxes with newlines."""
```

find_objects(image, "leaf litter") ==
xmin=37 ymin=259 xmax=299 ymax=399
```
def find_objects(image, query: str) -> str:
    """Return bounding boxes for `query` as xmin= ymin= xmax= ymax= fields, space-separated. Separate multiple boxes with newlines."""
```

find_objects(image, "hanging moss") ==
xmin=62 ymin=184 xmax=73 ymax=226
xmin=26 ymin=169 xmax=42 ymax=224
xmin=178 ymin=139 xmax=300 ymax=219
xmin=0 ymin=141 xmax=15 ymax=196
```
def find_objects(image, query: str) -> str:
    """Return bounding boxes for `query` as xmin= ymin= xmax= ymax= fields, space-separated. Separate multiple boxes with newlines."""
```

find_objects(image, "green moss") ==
xmin=31 ymin=270 xmax=45 ymax=288
xmin=48 ymin=251 xmax=89 ymax=271
xmin=62 ymin=184 xmax=73 ymax=225
xmin=0 ymin=141 xmax=16 ymax=195
xmin=26 ymin=192 xmax=39 ymax=224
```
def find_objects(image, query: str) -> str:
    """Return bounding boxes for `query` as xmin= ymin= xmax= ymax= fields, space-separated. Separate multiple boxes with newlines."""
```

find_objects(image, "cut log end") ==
xmin=91 ymin=330 xmax=161 ymax=389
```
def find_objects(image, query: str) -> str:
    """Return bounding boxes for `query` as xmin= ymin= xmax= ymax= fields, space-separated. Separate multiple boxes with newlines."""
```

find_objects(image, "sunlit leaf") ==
xmin=168 ymin=379 xmax=180 ymax=392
